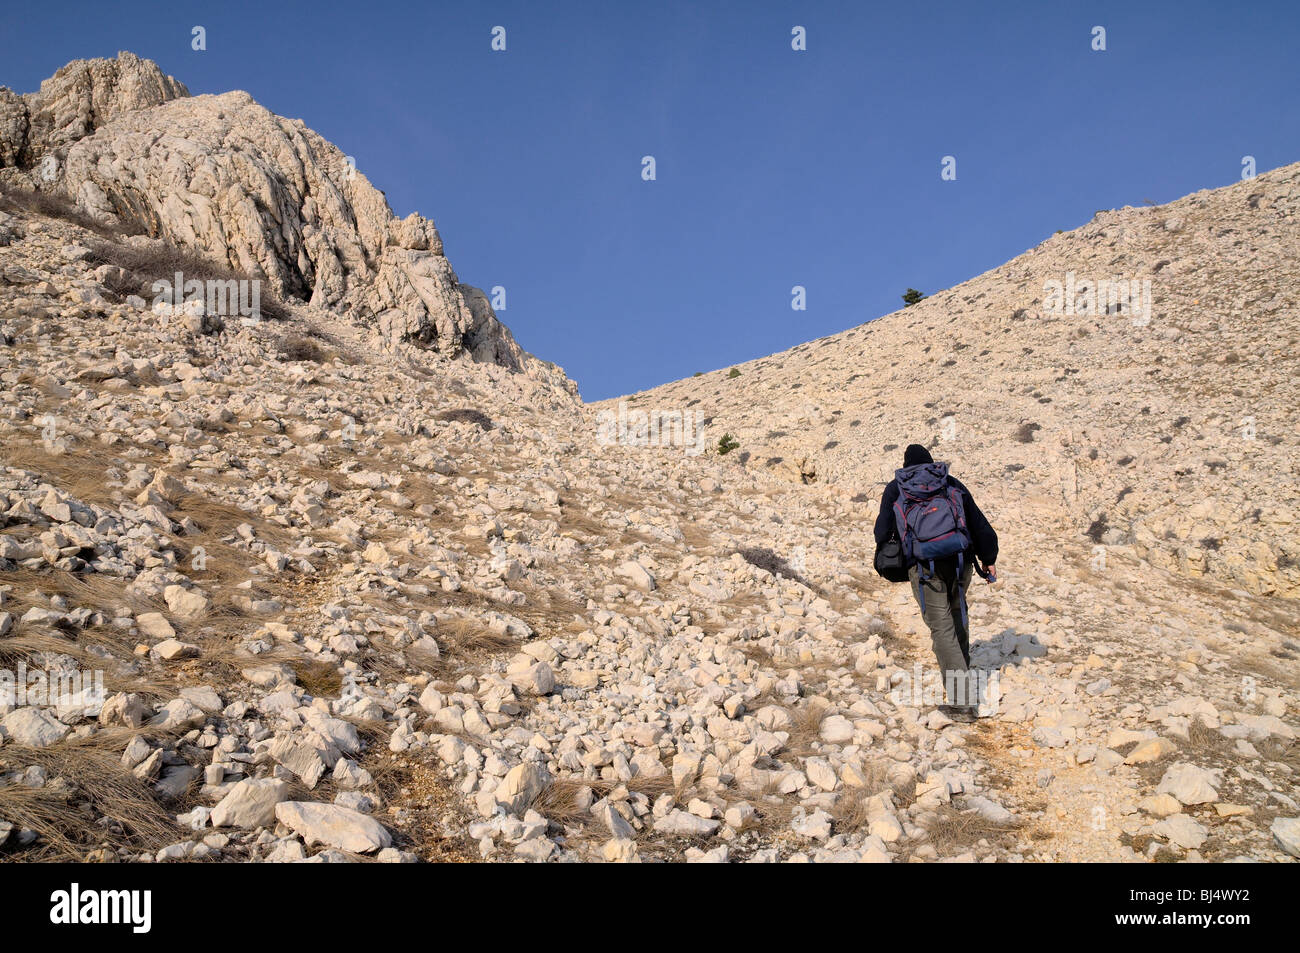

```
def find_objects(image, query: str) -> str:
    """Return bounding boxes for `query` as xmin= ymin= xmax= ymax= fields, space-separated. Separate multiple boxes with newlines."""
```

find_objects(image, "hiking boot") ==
xmin=938 ymin=704 xmax=978 ymax=724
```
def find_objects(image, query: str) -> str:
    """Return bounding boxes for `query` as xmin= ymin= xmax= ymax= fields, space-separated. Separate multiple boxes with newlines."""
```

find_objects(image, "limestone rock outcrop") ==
xmin=0 ymin=52 xmax=556 ymax=383
xmin=0 ymin=51 xmax=188 ymax=167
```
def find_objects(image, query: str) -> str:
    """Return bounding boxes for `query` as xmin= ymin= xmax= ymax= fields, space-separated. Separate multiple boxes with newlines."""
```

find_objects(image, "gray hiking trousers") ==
xmin=909 ymin=558 xmax=975 ymax=706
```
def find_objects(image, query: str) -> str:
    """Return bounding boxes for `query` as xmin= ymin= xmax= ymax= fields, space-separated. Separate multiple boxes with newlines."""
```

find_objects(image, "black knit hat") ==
xmin=903 ymin=444 xmax=933 ymax=467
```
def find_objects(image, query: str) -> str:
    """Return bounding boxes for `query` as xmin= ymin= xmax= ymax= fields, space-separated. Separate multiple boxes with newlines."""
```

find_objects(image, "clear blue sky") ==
xmin=4 ymin=0 xmax=1298 ymax=399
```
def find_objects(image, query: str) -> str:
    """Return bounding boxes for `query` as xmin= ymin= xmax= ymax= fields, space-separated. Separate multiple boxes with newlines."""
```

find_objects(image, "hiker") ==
xmin=873 ymin=444 xmax=998 ymax=722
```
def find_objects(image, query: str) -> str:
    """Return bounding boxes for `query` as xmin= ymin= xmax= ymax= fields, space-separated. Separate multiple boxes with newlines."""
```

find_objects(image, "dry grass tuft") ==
xmin=750 ymin=784 xmax=798 ymax=833
xmin=0 ymin=734 xmax=185 ymax=860
xmin=438 ymin=615 xmax=517 ymax=662
xmin=278 ymin=335 xmax=330 ymax=363
xmin=528 ymin=773 xmax=673 ymax=838
xmin=173 ymin=489 xmax=292 ymax=549
xmin=509 ymin=583 xmax=588 ymax=638
xmin=528 ymin=777 xmax=590 ymax=828
xmin=829 ymin=786 xmax=874 ymax=832
xmin=1 ymin=440 xmax=149 ymax=511
xmin=915 ymin=803 xmax=1022 ymax=856
xmin=783 ymin=700 xmax=828 ymax=757
xmin=290 ymin=660 xmax=344 ymax=698
xmin=0 ymin=185 xmax=144 ymax=239
xmin=87 ymin=238 xmax=290 ymax=319
xmin=0 ymin=569 xmax=178 ymax=699
xmin=1185 ymin=717 xmax=1230 ymax=754
xmin=556 ymin=503 xmax=612 ymax=543
xmin=435 ymin=408 xmax=493 ymax=430
xmin=739 ymin=642 xmax=776 ymax=666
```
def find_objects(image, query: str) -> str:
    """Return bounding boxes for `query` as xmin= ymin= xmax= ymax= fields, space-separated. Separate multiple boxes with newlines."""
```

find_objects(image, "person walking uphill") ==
xmin=873 ymin=444 xmax=998 ymax=723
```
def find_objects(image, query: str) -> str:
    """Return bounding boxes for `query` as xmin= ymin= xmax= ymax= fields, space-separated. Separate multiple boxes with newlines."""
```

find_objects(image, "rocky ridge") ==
xmin=0 ymin=52 xmax=552 ymax=377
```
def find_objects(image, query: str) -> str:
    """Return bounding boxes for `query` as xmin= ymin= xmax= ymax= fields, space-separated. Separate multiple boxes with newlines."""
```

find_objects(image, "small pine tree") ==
xmin=727 ymin=368 xmax=741 ymax=378
xmin=717 ymin=433 xmax=740 ymax=455
xmin=902 ymin=288 xmax=925 ymax=307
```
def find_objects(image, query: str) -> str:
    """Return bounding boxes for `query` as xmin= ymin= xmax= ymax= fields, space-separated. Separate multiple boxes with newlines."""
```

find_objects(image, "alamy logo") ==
xmin=0 ymin=663 xmax=104 ymax=707
xmin=151 ymin=271 xmax=262 ymax=322
xmin=889 ymin=663 xmax=999 ymax=710
xmin=1042 ymin=271 xmax=1152 ymax=326
xmin=596 ymin=400 xmax=705 ymax=456
xmin=50 ymin=883 xmax=151 ymax=933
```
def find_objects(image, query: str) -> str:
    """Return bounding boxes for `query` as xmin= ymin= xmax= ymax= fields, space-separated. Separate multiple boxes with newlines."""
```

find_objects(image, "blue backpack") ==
xmin=892 ymin=461 xmax=973 ymax=622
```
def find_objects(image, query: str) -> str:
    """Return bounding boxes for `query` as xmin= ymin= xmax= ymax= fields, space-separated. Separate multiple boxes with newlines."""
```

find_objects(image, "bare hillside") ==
xmin=620 ymin=164 xmax=1300 ymax=600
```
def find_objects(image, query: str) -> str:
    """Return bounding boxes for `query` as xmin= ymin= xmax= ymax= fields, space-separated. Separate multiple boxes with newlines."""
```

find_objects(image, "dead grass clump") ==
xmin=783 ymin=701 xmax=828 ymax=757
xmin=1258 ymin=737 xmax=1299 ymax=775
xmin=359 ymin=648 xmax=419 ymax=686
xmin=290 ymin=660 xmax=344 ymax=698
xmin=46 ymin=568 xmax=161 ymax=615
xmin=1185 ymin=717 xmax=1230 ymax=754
xmin=173 ymin=490 xmax=292 ymax=548
xmin=290 ymin=462 xmax=353 ymax=497
xmin=436 ymin=408 xmax=493 ymax=430
xmin=678 ymin=519 xmax=715 ymax=553
xmin=723 ymin=588 xmax=770 ymax=613
xmin=0 ymin=734 xmax=184 ymax=860
xmin=0 ymin=185 xmax=143 ymax=239
xmin=528 ymin=771 xmax=671 ymax=834
xmin=439 ymin=615 xmax=516 ymax=662
xmin=557 ymin=507 xmax=609 ymax=542
xmin=86 ymin=238 xmax=290 ymax=320
xmin=829 ymin=787 xmax=874 ymax=832
xmin=1 ymin=440 xmax=145 ymax=511
xmin=0 ymin=622 xmax=174 ymax=698
xmin=866 ymin=615 xmax=895 ymax=639
xmin=509 ymin=583 xmax=588 ymax=638
xmin=629 ymin=772 xmax=674 ymax=802
xmin=852 ymin=759 xmax=890 ymax=794
xmin=528 ymin=777 xmax=592 ymax=828
xmin=399 ymin=478 xmax=456 ymax=513
xmin=917 ymin=802 xmax=1021 ymax=855
xmin=1014 ymin=422 xmax=1041 ymax=444
xmin=0 ymin=572 xmax=175 ymax=699
xmin=403 ymin=640 xmax=445 ymax=679
xmin=749 ymin=781 xmax=798 ymax=833
xmin=277 ymin=335 xmax=330 ymax=363
xmin=890 ymin=774 xmax=920 ymax=808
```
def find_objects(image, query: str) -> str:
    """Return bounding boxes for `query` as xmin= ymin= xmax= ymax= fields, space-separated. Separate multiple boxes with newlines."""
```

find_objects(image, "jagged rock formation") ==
xmin=0 ymin=51 xmax=188 ymax=166
xmin=622 ymin=163 xmax=1300 ymax=598
xmin=0 ymin=52 xmax=552 ymax=381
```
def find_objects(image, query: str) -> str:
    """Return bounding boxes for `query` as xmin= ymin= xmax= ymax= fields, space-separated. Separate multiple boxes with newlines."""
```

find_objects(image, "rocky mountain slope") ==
xmin=619 ymin=164 xmax=1300 ymax=600
xmin=0 ymin=55 xmax=1295 ymax=864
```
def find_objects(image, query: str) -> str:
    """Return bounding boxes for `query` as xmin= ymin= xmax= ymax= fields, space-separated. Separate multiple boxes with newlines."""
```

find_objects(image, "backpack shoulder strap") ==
xmin=892 ymin=498 xmax=911 ymax=560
